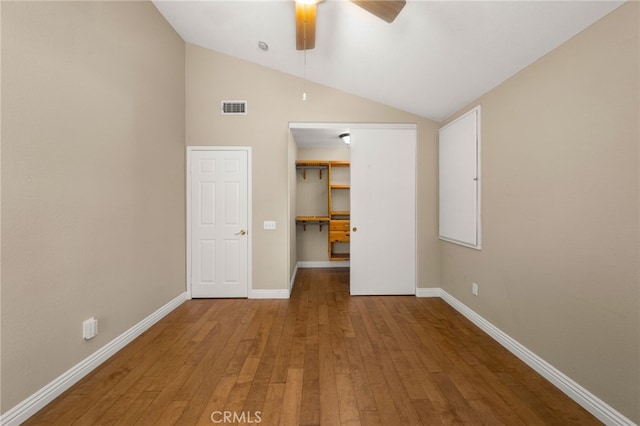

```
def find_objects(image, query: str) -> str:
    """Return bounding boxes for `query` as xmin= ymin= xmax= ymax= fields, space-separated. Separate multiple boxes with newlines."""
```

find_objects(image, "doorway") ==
xmin=290 ymin=123 xmax=416 ymax=295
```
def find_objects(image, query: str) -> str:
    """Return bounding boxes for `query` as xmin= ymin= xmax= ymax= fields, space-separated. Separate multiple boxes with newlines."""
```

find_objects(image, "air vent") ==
xmin=221 ymin=100 xmax=247 ymax=115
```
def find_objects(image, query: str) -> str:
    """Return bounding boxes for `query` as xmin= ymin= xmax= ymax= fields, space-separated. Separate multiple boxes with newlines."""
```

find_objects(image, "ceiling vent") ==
xmin=221 ymin=100 xmax=247 ymax=115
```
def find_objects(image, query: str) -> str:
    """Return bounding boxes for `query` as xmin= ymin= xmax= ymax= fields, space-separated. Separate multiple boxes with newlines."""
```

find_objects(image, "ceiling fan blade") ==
xmin=352 ymin=0 xmax=406 ymax=23
xmin=295 ymin=2 xmax=317 ymax=50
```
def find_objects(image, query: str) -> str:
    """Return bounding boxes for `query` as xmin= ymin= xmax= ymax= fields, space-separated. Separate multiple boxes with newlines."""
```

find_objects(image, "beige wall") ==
xmin=1 ymin=1 xmax=185 ymax=412
xmin=185 ymin=44 xmax=440 ymax=291
xmin=440 ymin=2 xmax=639 ymax=421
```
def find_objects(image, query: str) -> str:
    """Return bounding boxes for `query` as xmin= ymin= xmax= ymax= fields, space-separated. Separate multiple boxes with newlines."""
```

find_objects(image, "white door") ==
xmin=189 ymin=148 xmax=250 ymax=298
xmin=350 ymin=127 xmax=416 ymax=295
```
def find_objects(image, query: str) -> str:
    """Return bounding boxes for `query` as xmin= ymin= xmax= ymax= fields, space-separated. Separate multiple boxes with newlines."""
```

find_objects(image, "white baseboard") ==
xmin=289 ymin=263 xmax=299 ymax=293
xmin=415 ymin=287 xmax=442 ymax=297
xmin=297 ymin=261 xmax=350 ymax=268
xmin=243 ymin=263 xmax=299 ymax=300
xmin=0 ymin=292 xmax=188 ymax=426
xmin=249 ymin=289 xmax=290 ymax=299
xmin=438 ymin=290 xmax=636 ymax=426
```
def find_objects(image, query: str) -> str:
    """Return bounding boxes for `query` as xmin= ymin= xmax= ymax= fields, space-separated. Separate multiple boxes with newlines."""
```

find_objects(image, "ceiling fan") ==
xmin=295 ymin=0 xmax=406 ymax=50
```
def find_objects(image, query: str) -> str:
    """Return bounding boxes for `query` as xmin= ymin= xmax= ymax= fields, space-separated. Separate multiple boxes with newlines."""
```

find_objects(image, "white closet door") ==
xmin=350 ymin=127 xmax=416 ymax=295
xmin=189 ymin=149 xmax=249 ymax=298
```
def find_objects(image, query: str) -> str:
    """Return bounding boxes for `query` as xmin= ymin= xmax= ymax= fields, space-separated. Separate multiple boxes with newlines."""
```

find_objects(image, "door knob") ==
xmin=236 ymin=230 xmax=247 ymax=236
xmin=352 ymin=227 xmax=357 ymax=232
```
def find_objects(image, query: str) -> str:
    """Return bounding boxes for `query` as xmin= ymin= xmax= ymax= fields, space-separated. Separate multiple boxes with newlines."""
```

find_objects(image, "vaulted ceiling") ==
xmin=152 ymin=0 xmax=624 ymax=122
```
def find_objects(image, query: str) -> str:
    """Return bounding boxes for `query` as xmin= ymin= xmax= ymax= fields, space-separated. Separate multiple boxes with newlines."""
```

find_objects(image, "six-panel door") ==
xmin=190 ymin=149 xmax=249 ymax=298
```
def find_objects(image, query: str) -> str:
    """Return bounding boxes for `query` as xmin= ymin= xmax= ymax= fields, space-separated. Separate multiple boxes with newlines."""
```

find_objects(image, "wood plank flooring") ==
xmin=25 ymin=268 xmax=600 ymax=425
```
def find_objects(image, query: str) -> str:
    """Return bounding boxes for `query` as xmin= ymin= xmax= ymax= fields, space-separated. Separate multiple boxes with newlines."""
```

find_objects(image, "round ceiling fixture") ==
xmin=258 ymin=41 xmax=269 ymax=51
xmin=339 ymin=133 xmax=351 ymax=146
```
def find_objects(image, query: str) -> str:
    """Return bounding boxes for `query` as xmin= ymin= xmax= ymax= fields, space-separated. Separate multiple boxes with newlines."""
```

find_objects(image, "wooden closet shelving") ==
xmin=295 ymin=160 xmax=329 ymax=231
xmin=296 ymin=215 xmax=329 ymax=231
xmin=296 ymin=160 xmax=350 ymax=261
xmin=296 ymin=160 xmax=328 ymax=180
xmin=327 ymin=161 xmax=350 ymax=261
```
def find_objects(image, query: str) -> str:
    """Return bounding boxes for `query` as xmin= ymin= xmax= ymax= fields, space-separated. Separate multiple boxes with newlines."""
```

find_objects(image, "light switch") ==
xmin=263 ymin=220 xmax=276 ymax=230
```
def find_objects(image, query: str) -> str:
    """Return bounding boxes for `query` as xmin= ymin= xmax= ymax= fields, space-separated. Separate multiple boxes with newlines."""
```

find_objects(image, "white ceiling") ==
xmin=152 ymin=0 xmax=623 ymax=123
xmin=290 ymin=125 xmax=352 ymax=148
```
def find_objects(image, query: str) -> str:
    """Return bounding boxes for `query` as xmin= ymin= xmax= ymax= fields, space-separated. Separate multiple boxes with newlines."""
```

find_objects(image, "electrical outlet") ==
xmin=83 ymin=317 xmax=98 ymax=340
xmin=263 ymin=220 xmax=276 ymax=230
xmin=472 ymin=283 xmax=479 ymax=296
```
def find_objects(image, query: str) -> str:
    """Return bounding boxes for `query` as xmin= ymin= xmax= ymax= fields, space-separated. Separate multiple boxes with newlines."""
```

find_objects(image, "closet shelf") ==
xmin=296 ymin=216 xmax=329 ymax=222
xmin=296 ymin=160 xmax=329 ymax=167
xmin=330 ymin=211 xmax=350 ymax=218
xmin=296 ymin=216 xmax=330 ymax=232
xmin=296 ymin=161 xmax=328 ymax=180
xmin=329 ymin=253 xmax=349 ymax=261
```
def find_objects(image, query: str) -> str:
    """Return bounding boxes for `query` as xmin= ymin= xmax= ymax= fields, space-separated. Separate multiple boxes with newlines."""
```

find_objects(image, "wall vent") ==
xmin=221 ymin=100 xmax=247 ymax=115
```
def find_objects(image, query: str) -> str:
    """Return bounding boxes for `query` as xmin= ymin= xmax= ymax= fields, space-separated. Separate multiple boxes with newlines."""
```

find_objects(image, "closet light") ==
xmin=339 ymin=133 xmax=351 ymax=146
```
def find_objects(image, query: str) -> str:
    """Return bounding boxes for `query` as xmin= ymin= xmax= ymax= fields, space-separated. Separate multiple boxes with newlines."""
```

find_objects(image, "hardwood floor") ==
xmin=25 ymin=268 xmax=600 ymax=425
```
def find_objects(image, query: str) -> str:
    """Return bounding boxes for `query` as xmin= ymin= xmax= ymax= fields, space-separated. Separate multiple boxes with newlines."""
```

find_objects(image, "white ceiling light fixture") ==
xmin=257 ymin=41 xmax=269 ymax=51
xmin=339 ymin=132 xmax=351 ymax=146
